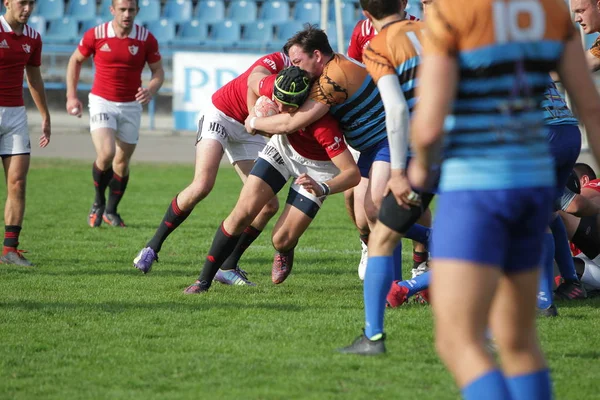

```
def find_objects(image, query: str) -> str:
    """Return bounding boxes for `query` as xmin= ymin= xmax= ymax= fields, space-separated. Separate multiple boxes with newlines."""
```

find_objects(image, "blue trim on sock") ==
xmin=399 ymin=270 xmax=431 ymax=297
xmin=462 ymin=369 xmax=511 ymax=400
xmin=506 ymin=369 xmax=552 ymax=400
xmin=364 ymin=256 xmax=394 ymax=338
xmin=538 ymin=233 xmax=555 ymax=310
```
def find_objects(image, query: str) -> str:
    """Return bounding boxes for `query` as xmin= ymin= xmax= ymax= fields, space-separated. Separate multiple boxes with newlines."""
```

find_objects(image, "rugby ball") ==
xmin=254 ymin=96 xmax=279 ymax=117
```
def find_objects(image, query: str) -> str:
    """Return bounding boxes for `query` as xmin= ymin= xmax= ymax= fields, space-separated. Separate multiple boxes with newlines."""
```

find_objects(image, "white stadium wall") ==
xmin=172 ymin=52 xmax=262 ymax=131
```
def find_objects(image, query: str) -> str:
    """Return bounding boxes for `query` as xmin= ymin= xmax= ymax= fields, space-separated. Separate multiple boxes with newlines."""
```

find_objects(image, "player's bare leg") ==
xmin=88 ymin=128 xmax=117 ymax=227
xmin=270 ymin=203 xmax=316 ymax=284
xmin=353 ymin=177 xmax=371 ymax=280
xmin=102 ymin=138 xmax=136 ymax=227
xmin=432 ymin=260 xmax=501 ymax=388
xmin=363 ymin=161 xmax=390 ymax=229
xmin=0 ymin=154 xmax=33 ymax=266
xmin=489 ymin=269 xmax=547 ymax=382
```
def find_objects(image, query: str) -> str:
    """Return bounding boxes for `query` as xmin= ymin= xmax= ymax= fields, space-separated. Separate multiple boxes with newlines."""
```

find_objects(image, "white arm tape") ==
xmin=377 ymin=74 xmax=410 ymax=170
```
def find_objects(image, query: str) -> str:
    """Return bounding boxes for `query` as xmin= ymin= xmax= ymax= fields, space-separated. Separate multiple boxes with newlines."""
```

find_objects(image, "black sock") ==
xmin=221 ymin=226 xmax=262 ymax=270
xmin=4 ymin=225 xmax=21 ymax=248
xmin=198 ymin=223 xmax=242 ymax=285
xmin=106 ymin=173 xmax=129 ymax=214
xmin=92 ymin=162 xmax=113 ymax=206
xmin=360 ymin=233 xmax=369 ymax=246
xmin=412 ymin=251 xmax=429 ymax=269
xmin=146 ymin=196 xmax=191 ymax=252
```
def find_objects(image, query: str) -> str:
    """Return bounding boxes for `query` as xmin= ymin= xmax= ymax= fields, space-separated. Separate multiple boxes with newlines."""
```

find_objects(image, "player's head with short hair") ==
xmin=574 ymin=162 xmax=597 ymax=186
xmin=571 ymin=0 xmax=600 ymax=34
xmin=272 ymin=66 xmax=311 ymax=113
xmin=110 ymin=0 xmax=139 ymax=30
xmin=360 ymin=0 xmax=403 ymax=21
xmin=4 ymin=0 xmax=36 ymax=25
xmin=283 ymin=24 xmax=334 ymax=79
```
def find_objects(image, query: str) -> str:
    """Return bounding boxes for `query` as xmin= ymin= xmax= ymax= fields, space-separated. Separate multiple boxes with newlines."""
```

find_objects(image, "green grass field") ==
xmin=1 ymin=159 xmax=599 ymax=399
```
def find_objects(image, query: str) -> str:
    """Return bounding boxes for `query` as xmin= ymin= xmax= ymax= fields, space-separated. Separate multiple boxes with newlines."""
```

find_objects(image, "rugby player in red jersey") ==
xmin=184 ymin=67 xmax=360 ymax=293
xmin=66 ymin=0 xmax=164 ymax=228
xmin=0 ymin=0 xmax=51 ymax=266
xmin=131 ymin=52 xmax=292 ymax=278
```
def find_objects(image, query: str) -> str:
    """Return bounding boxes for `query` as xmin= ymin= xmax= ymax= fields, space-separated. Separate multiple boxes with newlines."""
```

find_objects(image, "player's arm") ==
xmin=136 ymin=60 xmax=165 ymax=105
xmin=25 ymin=65 xmax=51 ymax=147
xmin=565 ymin=193 xmax=600 ymax=217
xmin=558 ymin=31 xmax=600 ymax=169
xmin=65 ymin=48 xmax=90 ymax=117
xmin=586 ymin=49 xmax=600 ymax=72
xmin=295 ymin=149 xmax=360 ymax=196
xmin=247 ymin=99 xmax=330 ymax=135
xmin=247 ymin=65 xmax=272 ymax=114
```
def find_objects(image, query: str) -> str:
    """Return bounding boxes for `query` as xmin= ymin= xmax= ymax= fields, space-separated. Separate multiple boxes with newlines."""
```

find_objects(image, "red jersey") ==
xmin=259 ymin=75 xmax=347 ymax=161
xmin=582 ymin=178 xmax=600 ymax=194
xmin=212 ymin=52 xmax=290 ymax=124
xmin=0 ymin=16 xmax=42 ymax=107
xmin=78 ymin=22 xmax=161 ymax=102
xmin=347 ymin=14 xmax=419 ymax=62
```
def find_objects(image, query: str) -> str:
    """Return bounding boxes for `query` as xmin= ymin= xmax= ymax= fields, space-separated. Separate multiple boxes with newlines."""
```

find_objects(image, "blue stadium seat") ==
xmin=324 ymin=22 xmax=338 ymax=47
xmin=211 ymin=20 xmax=241 ymax=47
xmin=162 ymin=0 xmax=193 ymax=23
xmin=585 ymin=33 xmax=600 ymax=49
xmin=173 ymin=19 xmax=209 ymax=47
xmin=227 ymin=1 xmax=257 ymax=23
xmin=272 ymin=21 xmax=304 ymax=49
xmin=405 ymin=0 xmax=422 ymax=19
xmin=293 ymin=2 xmax=320 ymax=24
xmin=66 ymin=0 xmax=96 ymax=21
xmin=98 ymin=0 xmax=112 ymax=20
xmin=145 ymin=19 xmax=176 ymax=45
xmin=240 ymin=21 xmax=273 ymax=50
xmin=27 ymin=16 xmax=47 ymax=36
xmin=136 ymin=0 xmax=161 ymax=23
xmin=32 ymin=0 xmax=64 ymax=20
xmin=45 ymin=17 xmax=79 ymax=44
xmin=328 ymin=2 xmax=355 ymax=22
xmin=259 ymin=1 xmax=290 ymax=23
xmin=194 ymin=0 xmax=225 ymax=22
xmin=79 ymin=16 xmax=105 ymax=35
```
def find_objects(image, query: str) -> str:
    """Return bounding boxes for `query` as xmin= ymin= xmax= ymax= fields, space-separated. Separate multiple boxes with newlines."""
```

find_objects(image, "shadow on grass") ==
xmin=0 ymin=299 xmax=304 ymax=313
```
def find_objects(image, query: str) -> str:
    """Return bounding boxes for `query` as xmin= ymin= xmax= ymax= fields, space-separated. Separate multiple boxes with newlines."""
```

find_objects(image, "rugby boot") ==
xmin=554 ymin=279 xmax=587 ymax=300
xmin=537 ymin=304 xmax=559 ymax=318
xmin=386 ymin=281 xmax=409 ymax=308
xmin=272 ymin=249 xmax=294 ymax=284
xmin=133 ymin=247 xmax=158 ymax=274
xmin=0 ymin=247 xmax=33 ymax=267
xmin=214 ymin=266 xmax=256 ymax=286
xmin=338 ymin=331 xmax=386 ymax=355
xmin=183 ymin=280 xmax=210 ymax=294
xmin=103 ymin=212 xmax=126 ymax=227
xmin=88 ymin=203 xmax=104 ymax=228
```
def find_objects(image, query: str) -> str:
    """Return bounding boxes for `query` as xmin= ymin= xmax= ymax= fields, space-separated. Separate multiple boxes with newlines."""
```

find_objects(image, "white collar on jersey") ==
xmin=0 ymin=16 xmax=12 ymax=32
xmin=107 ymin=21 xmax=137 ymax=39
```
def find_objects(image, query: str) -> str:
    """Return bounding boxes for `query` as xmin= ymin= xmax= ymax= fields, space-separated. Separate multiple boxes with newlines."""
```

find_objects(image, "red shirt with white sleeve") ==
xmin=347 ymin=14 xmax=419 ymax=62
xmin=258 ymin=74 xmax=347 ymax=161
xmin=212 ymin=52 xmax=291 ymax=124
xmin=78 ymin=22 xmax=161 ymax=102
xmin=0 ymin=16 xmax=42 ymax=107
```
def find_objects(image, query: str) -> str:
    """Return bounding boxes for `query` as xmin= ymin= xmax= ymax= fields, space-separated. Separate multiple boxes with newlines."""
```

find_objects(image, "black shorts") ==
xmin=378 ymin=191 xmax=434 ymax=234
xmin=572 ymin=215 xmax=600 ymax=260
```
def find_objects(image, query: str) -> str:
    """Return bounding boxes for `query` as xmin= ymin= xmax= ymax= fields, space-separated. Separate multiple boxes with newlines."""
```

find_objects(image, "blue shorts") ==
xmin=432 ymin=187 xmax=554 ymax=272
xmin=357 ymin=139 xmax=390 ymax=178
xmin=547 ymin=124 xmax=581 ymax=201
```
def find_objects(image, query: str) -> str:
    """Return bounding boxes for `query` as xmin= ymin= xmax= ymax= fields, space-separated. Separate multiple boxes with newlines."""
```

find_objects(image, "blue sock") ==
xmin=550 ymin=216 xmax=579 ymax=282
xmin=462 ymin=369 xmax=512 ymax=400
xmin=404 ymin=223 xmax=431 ymax=246
xmin=506 ymin=369 xmax=552 ymax=400
xmin=537 ymin=233 xmax=555 ymax=310
xmin=392 ymin=243 xmax=402 ymax=281
xmin=364 ymin=256 xmax=394 ymax=339
xmin=399 ymin=270 xmax=431 ymax=297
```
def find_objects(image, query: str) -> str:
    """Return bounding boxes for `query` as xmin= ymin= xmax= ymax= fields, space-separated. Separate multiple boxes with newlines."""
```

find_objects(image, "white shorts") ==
xmin=575 ymin=253 xmax=600 ymax=290
xmin=0 ymin=106 xmax=31 ymax=156
xmin=88 ymin=93 xmax=142 ymax=144
xmin=258 ymin=134 xmax=339 ymax=208
xmin=196 ymin=105 xmax=266 ymax=164
xmin=348 ymin=144 xmax=360 ymax=163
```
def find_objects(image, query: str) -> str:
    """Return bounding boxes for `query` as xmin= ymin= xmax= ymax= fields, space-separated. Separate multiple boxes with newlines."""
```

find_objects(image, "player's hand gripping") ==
xmin=39 ymin=118 xmax=51 ymax=148
xmin=136 ymin=87 xmax=153 ymax=105
xmin=66 ymin=97 xmax=83 ymax=118
xmin=295 ymin=173 xmax=329 ymax=197
xmin=385 ymin=169 xmax=420 ymax=210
